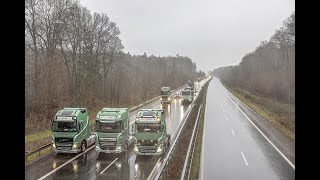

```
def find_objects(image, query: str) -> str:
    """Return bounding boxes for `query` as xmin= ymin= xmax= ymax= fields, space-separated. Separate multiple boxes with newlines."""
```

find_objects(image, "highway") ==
xmin=200 ymin=77 xmax=295 ymax=180
xmin=25 ymin=80 xmax=204 ymax=180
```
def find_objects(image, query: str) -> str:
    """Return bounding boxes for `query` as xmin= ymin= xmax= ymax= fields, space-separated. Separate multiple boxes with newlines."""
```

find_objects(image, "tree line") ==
xmin=211 ymin=11 xmax=295 ymax=104
xmin=25 ymin=0 xmax=205 ymax=126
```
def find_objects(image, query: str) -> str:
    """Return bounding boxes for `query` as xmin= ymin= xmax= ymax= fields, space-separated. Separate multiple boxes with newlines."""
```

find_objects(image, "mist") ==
xmin=80 ymin=0 xmax=295 ymax=71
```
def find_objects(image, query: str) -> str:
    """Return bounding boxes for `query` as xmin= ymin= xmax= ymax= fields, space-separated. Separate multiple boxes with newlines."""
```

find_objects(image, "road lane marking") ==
xmin=241 ymin=152 xmax=248 ymax=166
xmin=147 ymin=158 xmax=162 ymax=180
xmin=231 ymin=129 xmax=235 ymax=136
xmin=38 ymin=145 xmax=95 ymax=180
xmin=99 ymin=158 xmax=118 ymax=175
xmin=225 ymin=116 xmax=229 ymax=121
xmin=224 ymin=90 xmax=295 ymax=170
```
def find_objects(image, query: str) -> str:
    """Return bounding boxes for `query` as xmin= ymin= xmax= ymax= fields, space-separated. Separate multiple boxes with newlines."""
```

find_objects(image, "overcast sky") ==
xmin=80 ymin=0 xmax=295 ymax=72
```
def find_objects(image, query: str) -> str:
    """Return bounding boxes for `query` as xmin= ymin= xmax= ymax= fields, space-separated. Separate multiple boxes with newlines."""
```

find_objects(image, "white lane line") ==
xmin=241 ymin=152 xmax=248 ymax=166
xmin=147 ymin=158 xmax=162 ymax=180
xmin=99 ymin=158 xmax=118 ymax=175
xmin=224 ymin=91 xmax=295 ymax=170
xmin=231 ymin=129 xmax=235 ymax=136
xmin=225 ymin=116 xmax=229 ymax=121
xmin=38 ymin=145 xmax=95 ymax=180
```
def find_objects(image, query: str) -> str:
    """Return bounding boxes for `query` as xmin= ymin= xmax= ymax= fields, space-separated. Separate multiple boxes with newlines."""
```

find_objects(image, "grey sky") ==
xmin=80 ymin=0 xmax=295 ymax=72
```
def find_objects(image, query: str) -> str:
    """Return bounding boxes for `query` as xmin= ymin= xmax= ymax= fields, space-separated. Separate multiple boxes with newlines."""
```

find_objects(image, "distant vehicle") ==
xmin=51 ymin=108 xmax=95 ymax=153
xmin=181 ymin=89 xmax=194 ymax=104
xmin=161 ymin=87 xmax=172 ymax=104
xmin=184 ymin=86 xmax=195 ymax=97
xmin=132 ymin=109 xmax=170 ymax=156
xmin=186 ymin=80 xmax=194 ymax=89
xmin=94 ymin=108 xmax=130 ymax=155
xmin=175 ymin=91 xmax=181 ymax=99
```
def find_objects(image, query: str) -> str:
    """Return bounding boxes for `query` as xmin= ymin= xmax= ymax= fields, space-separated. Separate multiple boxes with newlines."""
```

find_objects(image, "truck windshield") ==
xmin=182 ymin=91 xmax=190 ymax=95
xmin=95 ymin=121 xmax=121 ymax=133
xmin=136 ymin=123 xmax=161 ymax=133
xmin=52 ymin=121 xmax=77 ymax=132
xmin=161 ymin=90 xmax=170 ymax=95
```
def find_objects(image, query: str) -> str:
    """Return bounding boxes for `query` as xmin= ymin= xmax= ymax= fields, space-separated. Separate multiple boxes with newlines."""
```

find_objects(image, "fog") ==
xmin=80 ymin=0 xmax=295 ymax=71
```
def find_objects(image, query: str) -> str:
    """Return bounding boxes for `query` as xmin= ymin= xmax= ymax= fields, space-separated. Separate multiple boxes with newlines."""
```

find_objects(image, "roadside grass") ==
xmin=222 ymin=83 xmax=295 ymax=142
xmin=189 ymin=84 xmax=208 ymax=180
xmin=25 ymin=130 xmax=51 ymax=144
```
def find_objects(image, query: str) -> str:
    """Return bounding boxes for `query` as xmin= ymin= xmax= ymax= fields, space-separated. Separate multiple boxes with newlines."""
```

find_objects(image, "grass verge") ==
xmin=189 ymin=86 xmax=207 ymax=180
xmin=222 ymin=83 xmax=295 ymax=142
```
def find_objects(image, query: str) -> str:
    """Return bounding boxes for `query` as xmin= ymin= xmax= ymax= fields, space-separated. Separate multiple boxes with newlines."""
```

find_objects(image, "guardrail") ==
xmin=25 ymin=84 xmax=187 ymax=164
xmin=25 ymin=142 xmax=52 ymax=163
xmin=180 ymin=105 xmax=202 ymax=180
xmin=152 ymin=79 xmax=207 ymax=180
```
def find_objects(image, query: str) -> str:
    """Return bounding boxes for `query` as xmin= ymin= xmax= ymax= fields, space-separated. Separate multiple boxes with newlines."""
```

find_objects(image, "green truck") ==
xmin=132 ymin=109 xmax=170 ymax=156
xmin=160 ymin=87 xmax=172 ymax=104
xmin=181 ymin=89 xmax=194 ymax=104
xmin=94 ymin=108 xmax=131 ymax=154
xmin=51 ymin=108 xmax=95 ymax=153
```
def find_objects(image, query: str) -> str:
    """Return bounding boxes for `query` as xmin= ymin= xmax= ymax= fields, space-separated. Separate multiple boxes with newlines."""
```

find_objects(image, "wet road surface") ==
xmin=200 ymin=77 xmax=295 ymax=180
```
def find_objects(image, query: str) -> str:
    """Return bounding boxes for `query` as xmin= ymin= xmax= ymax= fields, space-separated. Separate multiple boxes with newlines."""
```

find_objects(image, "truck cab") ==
xmin=51 ymin=108 xmax=95 ymax=153
xmin=181 ymin=89 xmax=194 ymax=104
xmin=132 ymin=109 xmax=170 ymax=156
xmin=94 ymin=108 xmax=130 ymax=154
xmin=160 ymin=87 xmax=172 ymax=104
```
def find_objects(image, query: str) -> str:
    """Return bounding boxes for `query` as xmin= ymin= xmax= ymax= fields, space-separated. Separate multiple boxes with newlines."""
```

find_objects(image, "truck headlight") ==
xmin=52 ymin=143 xmax=56 ymax=148
xmin=116 ymin=146 xmax=122 ymax=151
xmin=134 ymin=145 xmax=138 ymax=152
xmin=157 ymin=146 xmax=163 ymax=152
xmin=72 ymin=144 xmax=77 ymax=149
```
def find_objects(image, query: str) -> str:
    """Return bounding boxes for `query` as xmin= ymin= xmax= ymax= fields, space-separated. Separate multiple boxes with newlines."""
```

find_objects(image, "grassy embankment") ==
xmin=222 ymin=83 xmax=295 ymax=142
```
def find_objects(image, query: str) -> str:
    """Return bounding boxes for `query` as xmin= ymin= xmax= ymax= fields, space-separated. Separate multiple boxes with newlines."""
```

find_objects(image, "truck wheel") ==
xmin=81 ymin=141 xmax=87 ymax=152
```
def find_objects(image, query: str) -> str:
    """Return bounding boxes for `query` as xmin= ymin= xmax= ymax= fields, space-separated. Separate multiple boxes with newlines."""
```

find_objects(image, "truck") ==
xmin=186 ymin=80 xmax=194 ymax=90
xmin=51 ymin=108 xmax=95 ymax=153
xmin=132 ymin=109 xmax=170 ymax=156
xmin=181 ymin=89 xmax=194 ymax=104
xmin=94 ymin=108 xmax=130 ymax=154
xmin=160 ymin=87 xmax=172 ymax=104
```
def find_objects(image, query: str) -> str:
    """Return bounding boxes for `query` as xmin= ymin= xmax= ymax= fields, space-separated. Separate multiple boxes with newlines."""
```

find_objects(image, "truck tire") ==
xmin=81 ymin=141 xmax=87 ymax=152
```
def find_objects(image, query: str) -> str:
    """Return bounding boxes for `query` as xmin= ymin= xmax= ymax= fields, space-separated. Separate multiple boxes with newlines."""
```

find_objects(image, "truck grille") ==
xmin=100 ymin=139 xmax=117 ymax=150
xmin=55 ymin=137 xmax=73 ymax=148
xmin=139 ymin=146 xmax=157 ymax=153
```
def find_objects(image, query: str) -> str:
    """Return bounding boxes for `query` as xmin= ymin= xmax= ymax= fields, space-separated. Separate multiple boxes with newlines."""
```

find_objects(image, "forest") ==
xmin=25 ymin=0 xmax=205 ymax=132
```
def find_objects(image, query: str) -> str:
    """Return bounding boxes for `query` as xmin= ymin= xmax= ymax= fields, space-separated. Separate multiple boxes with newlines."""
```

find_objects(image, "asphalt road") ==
xmin=25 ymin=80 xmax=204 ymax=180
xmin=200 ymin=77 xmax=295 ymax=180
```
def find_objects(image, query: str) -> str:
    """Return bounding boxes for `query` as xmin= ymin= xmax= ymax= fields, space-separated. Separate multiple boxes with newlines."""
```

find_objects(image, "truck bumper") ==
xmin=95 ymin=146 xmax=124 ymax=153
xmin=53 ymin=148 xmax=81 ymax=154
xmin=134 ymin=151 xmax=163 ymax=156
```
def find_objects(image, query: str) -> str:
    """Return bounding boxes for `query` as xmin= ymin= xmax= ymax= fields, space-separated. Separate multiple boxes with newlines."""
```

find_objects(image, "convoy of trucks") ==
xmin=160 ymin=87 xmax=172 ymax=104
xmin=94 ymin=108 xmax=130 ymax=154
xmin=51 ymin=108 xmax=95 ymax=153
xmin=132 ymin=109 xmax=170 ymax=156
xmin=50 ymin=79 xmax=200 ymax=156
